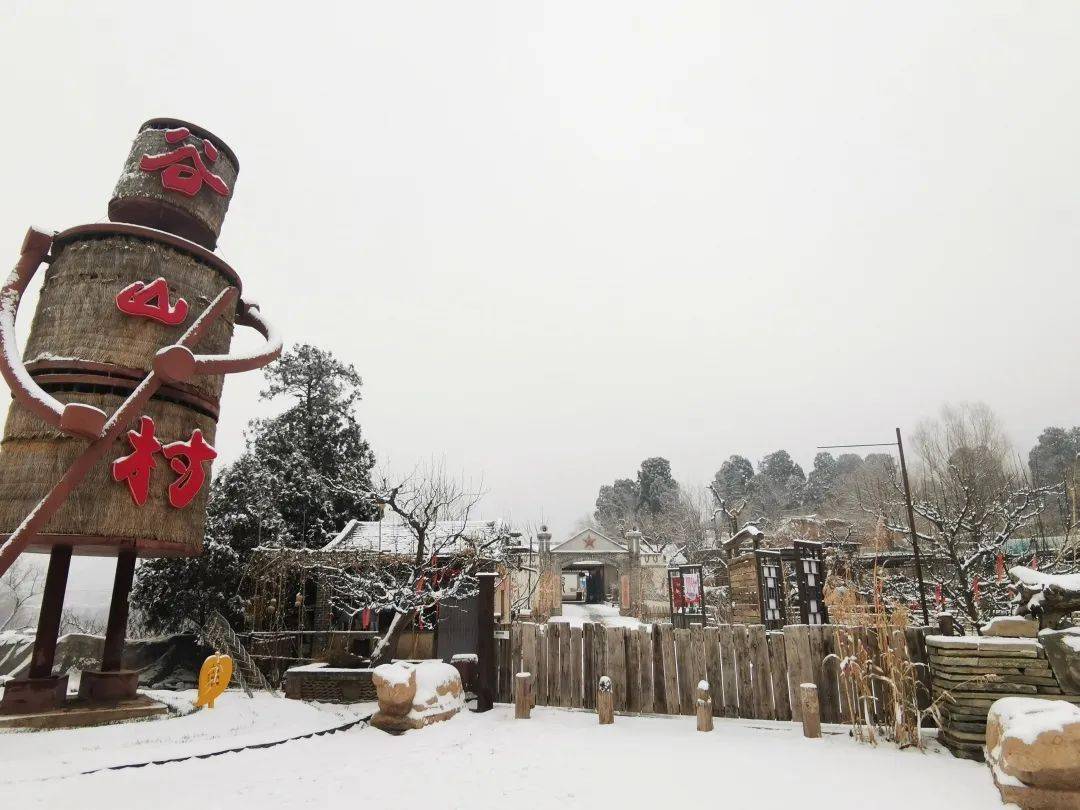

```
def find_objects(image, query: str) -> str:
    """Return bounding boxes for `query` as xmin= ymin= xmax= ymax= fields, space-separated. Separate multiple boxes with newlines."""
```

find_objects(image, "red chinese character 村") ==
xmin=112 ymin=416 xmax=163 ymax=506
xmin=139 ymin=127 xmax=231 ymax=198
xmin=162 ymin=429 xmax=218 ymax=508
xmin=115 ymin=277 xmax=189 ymax=325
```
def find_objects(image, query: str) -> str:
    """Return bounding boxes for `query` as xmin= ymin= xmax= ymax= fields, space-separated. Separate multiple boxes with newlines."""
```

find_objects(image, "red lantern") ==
xmin=995 ymin=553 xmax=1006 ymax=583
xmin=935 ymin=583 xmax=944 ymax=608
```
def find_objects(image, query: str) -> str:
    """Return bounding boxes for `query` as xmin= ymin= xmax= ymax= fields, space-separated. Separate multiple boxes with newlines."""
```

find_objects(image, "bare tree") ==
xmin=248 ymin=462 xmax=522 ymax=667
xmin=707 ymin=482 xmax=750 ymax=538
xmin=862 ymin=404 xmax=1057 ymax=625
xmin=0 ymin=561 xmax=42 ymax=632
xmin=60 ymin=609 xmax=107 ymax=636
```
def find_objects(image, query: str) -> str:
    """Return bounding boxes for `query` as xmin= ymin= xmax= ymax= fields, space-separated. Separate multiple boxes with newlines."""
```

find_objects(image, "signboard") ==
xmin=667 ymin=564 xmax=706 ymax=627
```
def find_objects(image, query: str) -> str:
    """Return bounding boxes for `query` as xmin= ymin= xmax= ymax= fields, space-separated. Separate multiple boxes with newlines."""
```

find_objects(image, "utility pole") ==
xmin=816 ymin=428 xmax=932 ymax=626
xmin=896 ymin=427 xmax=930 ymax=626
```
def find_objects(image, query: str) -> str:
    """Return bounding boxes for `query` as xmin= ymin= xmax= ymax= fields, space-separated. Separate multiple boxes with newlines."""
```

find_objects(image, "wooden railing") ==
xmin=493 ymin=621 xmax=930 ymax=722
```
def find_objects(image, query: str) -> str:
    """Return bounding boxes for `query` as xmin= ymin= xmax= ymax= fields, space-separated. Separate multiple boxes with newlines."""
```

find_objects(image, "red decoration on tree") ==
xmin=115 ymin=278 xmax=189 ymax=325
xmin=140 ymin=127 xmax=230 ymax=198
xmin=935 ymin=582 xmax=943 ymax=607
xmin=162 ymin=429 xmax=217 ymax=509
xmin=111 ymin=416 xmax=163 ymax=506
xmin=996 ymin=552 xmax=1006 ymax=583
xmin=973 ymin=577 xmax=981 ymax=602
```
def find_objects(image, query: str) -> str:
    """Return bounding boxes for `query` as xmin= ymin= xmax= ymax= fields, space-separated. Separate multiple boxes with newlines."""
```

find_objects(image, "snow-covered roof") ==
xmin=322 ymin=512 xmax=507 ymax=555
xmin=550 ymin=528 xmax=627 ymax=554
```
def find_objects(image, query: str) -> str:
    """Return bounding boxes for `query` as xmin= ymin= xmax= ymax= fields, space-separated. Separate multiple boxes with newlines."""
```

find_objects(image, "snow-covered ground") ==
xmin=550 ymin=603 xmax=643 ymax=629
xmin=0 ymin=690 xmax=370 ymax=783
xmin=0 ymin=696 xmax=1001 ymax=808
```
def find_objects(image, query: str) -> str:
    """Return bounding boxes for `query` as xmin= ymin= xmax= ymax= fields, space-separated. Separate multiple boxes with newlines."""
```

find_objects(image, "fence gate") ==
xmin=436 ymin=594 xmax=478 ymax=662
xmin=793 ymin=541 xmax=828 ymax=625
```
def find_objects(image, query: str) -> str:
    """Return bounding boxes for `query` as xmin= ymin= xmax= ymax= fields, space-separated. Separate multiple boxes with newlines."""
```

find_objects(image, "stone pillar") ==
xmin=536 ymin=525 xmax=561 ymax=619
xmin=626 ymin=529 xmax=642 ymax=620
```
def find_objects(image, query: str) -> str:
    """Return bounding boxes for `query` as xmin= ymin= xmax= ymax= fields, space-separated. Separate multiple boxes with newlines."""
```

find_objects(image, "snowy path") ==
xmin=0 ymin=691 xmax=371 ymax=784
xmin=0 ymin=702 xmax=1001 ymax=808
xmin=551 ymin=603 xmax=643 ymax=628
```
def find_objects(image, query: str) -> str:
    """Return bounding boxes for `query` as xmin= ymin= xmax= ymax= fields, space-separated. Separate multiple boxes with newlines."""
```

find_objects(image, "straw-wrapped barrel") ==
xmin=108 ymin=119 xmax=239 ymax=250
xmin=0 ymin=386 xmax=217 ymax=556
xmin=0 ymin=223 xmax=240 ymax=557
xmin=23 ymin=224 xmax=238 ymax=402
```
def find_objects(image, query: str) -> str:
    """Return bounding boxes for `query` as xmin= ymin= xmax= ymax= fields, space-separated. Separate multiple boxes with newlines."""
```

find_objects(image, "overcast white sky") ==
xmin=2 ymin=2 xmax=1079 ymax=603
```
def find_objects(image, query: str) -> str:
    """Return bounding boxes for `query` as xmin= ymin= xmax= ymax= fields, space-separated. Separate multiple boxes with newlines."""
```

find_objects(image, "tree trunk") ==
xmin=369 ymin=609 xmax=413 ymax=667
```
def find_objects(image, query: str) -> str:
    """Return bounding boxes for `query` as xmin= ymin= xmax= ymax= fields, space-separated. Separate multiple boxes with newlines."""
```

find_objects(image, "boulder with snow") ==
xmin=986 ymin=696 xmax=1080 ymax=808
xmin=371 ymin=660 xmax=464 ymax=733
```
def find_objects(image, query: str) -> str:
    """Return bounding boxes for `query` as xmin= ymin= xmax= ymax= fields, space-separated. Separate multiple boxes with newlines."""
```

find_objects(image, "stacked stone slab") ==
xmin=928 ymin=620 xmax=1080 ymax=760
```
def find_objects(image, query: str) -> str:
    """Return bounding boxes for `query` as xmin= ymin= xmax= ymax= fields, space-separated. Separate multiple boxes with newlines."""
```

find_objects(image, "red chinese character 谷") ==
xmin=162 ymin=429 xmax=218 ymax=508
xmin=115 ymin=277 xmax=188 ymax=325
xmin=139 ymin=127 xmax=231 ymax=198
xmin=112 ymin=416 xmax=163 ymax=506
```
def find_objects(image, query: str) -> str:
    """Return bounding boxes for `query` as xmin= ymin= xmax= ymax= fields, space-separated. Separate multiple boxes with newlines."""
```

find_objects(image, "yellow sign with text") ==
xmin=196 ymin=653 xmax=233 ymax=709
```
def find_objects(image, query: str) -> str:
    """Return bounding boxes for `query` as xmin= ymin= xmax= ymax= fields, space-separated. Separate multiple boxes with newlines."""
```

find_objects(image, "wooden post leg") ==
xmin=28 ymin=545 xmax=72 ymax=678
xmin=937 ymin=613 xmax=955 ymax=636
xmin=597 ymin=676 xmax=614 ymax=724
xmin=515 ymin=672 xmax=532 ymax=719
xmin=800 ymin=683 xmax=821 ymax=739
xmin=475 ymin=573 xmax=497 ymax=712
xmin=696 ymin=682 xmax=713 ymax=732
xmin=101 ymin=549 xmax=136 ymax=671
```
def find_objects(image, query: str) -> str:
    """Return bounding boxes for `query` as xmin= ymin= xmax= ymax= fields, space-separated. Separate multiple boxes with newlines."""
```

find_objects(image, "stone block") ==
xmin=986 ymin=696 xmax=1080 ymax=808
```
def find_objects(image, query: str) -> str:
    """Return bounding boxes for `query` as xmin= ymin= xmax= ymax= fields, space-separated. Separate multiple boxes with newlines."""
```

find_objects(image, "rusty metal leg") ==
xmin=1 ymin=545 xmax=73 ymax=714
xmin=79 ymin=549 xmax=140 ymax=702
xmin=101 ymin=550 xmax=136 ymax=671
xmin=29 ymin=545 xmax=72 ymax=679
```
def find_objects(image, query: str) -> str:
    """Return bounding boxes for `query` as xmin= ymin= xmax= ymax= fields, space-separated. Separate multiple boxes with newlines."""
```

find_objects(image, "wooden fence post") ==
xmin=696 ymin=681 xmax=713 ymax=732
xmin=598 ymin=676 xmax=614 ymax=724
xmin=937 ymin=612 xmax=955 ymax=636
xmin=475 ymin=572 xmax=496 ymax=712
xmin=800 ymin=683 xmax=821 ymax=739
xmin=515 ymin=672 xmax=532 ymax=719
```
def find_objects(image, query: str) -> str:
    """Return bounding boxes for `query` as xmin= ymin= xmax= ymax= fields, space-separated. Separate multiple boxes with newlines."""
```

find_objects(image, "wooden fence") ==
xmin=493 ymin=621 xmax=930 ymax=723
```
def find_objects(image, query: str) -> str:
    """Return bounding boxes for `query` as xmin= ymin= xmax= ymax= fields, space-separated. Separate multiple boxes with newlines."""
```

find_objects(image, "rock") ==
xmin=987 ymin=697 xmax=1080 ymax=799
xmin=1041 ymin=630 xmax=1080 ymax=696
xmin=371 ymin=663 xmax=419 ymax=733
xmin=370 ymin=661 xmax=463 ymax=733
xmin=982 ymin=616 xmax=1040 ymax=639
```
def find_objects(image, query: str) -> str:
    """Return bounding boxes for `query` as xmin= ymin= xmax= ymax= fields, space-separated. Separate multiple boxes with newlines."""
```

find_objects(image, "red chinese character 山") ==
xmin=139 ymin=127 xmax=231 ymax=198
xmin=115 ymin=277 xmax=188 ymax=325
xmin=112 ymin=416 xmax=163 ymax=506
xmin=162 ymin=429 xmax=218 ymax=508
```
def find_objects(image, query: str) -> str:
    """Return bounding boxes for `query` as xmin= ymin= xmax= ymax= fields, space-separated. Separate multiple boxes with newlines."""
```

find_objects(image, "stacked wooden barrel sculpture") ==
xmin=0 ymin=119 xmax=280 ymax=715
